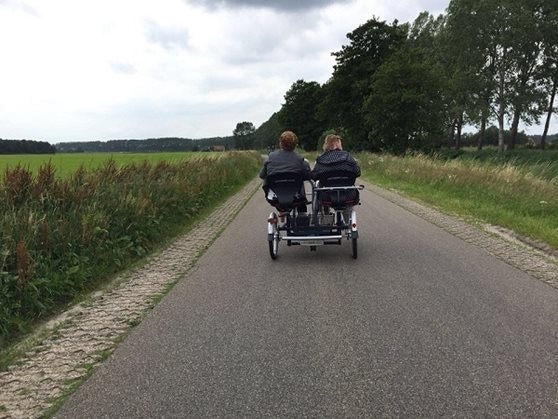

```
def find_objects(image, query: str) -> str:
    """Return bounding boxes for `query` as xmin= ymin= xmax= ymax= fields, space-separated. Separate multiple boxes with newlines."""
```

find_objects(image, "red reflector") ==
xmin=352 ymin=223 xmax=357 ymax=228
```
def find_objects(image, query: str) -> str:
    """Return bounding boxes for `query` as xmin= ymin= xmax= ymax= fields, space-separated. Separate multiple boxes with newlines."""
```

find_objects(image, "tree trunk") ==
xmin=455 ymin=112 xmax=463 ymax=150
xmin=541 ymin=77 xmax=557 ymax=150
xmin=509 ymin=109 xmax=520 ymax=150
xmin=477 ymin=117 xmax=486 ymax=150
xmin=448 ymin=120 xmax=456 ymax=148
xmin=497 ymin=62 xmax=506 ymax=153
xmin=498 ymin=102 xmax=506 ymax=153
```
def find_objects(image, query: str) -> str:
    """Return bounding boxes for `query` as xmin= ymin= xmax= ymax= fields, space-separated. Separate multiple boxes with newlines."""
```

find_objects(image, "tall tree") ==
xmin=506 ymin=0 xmax=548 ymax=149
xmin=320 ymin=17 xmax=407 ymax=150
xmin=361 ymin=12 xmax=446 ymax=153
xmin=459 ymin=5 xmax=511 ymax=154
xmin=233 ymin=121 xmax=256 ymax=150
xmin=440 ymin=3 xmax=490 ymax=150
xmin=253 ymin=112 xmax=282 ymax=151
xmin=444 ymin=0 xmax=548 ymax=152
xmin=539 ymin=0 xmax=558 ymax=149
xmin=408 ymin=12 xmax=455 ymax=147
xmin=277 ymin=80 xmax=324 ymax=150
xmin=364 ymin=46 xmax=445 ymax=153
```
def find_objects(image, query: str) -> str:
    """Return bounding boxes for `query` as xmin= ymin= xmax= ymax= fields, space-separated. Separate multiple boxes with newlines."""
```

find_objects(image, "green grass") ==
xmin=0 ymin=152 xmax=220 ymax=178
xmin=357 ymin=151 xmax=558 ymax=250
xmin=434 ymin=147 xmax=558 ymax=181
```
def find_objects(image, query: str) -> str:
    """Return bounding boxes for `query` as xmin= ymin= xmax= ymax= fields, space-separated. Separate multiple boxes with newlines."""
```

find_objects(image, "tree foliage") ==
xmin=0 ymin=139 xmax=56 ymax=154
xmin=365 ymin=47 xmax=446 ymax=153
xmin=320 ymin=18 xmax=408 ymax=150
xmin=277 ymin=80 xmax=324 ymax=150
xmin=253 ymin=112 xmax=282 ymax=151
xmin=443 ymin=0 xmax=555 ymax=151
xmin=233 ymin=121 xmax=256 ymax=150
xmin=538 ymin=0 xmax=558 ymax=149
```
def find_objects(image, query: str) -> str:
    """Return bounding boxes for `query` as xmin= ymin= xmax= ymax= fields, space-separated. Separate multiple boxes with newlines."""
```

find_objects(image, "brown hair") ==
xmin=323 ymin=134 xmax=342 ymax=151
xmin=279 ymin=131 xmax=298 ymax=151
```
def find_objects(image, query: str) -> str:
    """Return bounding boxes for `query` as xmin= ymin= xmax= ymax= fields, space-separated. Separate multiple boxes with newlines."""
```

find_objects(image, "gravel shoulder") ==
xmin=0 ymin=177 xmax=556 ymax=419
xmin=367 ymin=184 xmax=558 ymax=288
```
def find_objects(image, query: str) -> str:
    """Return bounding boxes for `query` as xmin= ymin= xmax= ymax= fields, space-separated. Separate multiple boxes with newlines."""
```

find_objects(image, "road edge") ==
xmin=366 ymin=182 xmax=558 ymax=289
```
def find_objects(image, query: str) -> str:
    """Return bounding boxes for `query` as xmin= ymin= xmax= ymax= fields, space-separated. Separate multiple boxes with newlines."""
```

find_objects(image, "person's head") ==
xmin=323 ymin=134 xmax=343 ymax=151
xmin=279 ymin=131 xmax=298 ymax=151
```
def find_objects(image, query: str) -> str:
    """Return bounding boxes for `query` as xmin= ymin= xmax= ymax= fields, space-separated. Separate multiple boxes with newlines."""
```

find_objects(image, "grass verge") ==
xmin=357 ymin=151 xmax=558 ymax=251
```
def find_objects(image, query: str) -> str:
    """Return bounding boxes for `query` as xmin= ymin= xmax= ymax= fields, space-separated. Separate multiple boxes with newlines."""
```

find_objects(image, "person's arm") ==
xmin=302 ymin=158 xmax=312 ymax=180
xmin=310 ymin=162 xmax=322 ymax=180
xmin=259 ymin=161 xmax=268 ymax=179
xmin=353 ymin=162 xmax=361 ymax=177
xmin=349 ymin=155 xmax=361 ymax=177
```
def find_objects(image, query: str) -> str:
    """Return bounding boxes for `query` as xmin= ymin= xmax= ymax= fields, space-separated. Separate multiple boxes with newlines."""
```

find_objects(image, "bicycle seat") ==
xmin=266 ymin=173 xmax=307 ymax=211
xmin=315 ymin=170 xmax=359 ymax=209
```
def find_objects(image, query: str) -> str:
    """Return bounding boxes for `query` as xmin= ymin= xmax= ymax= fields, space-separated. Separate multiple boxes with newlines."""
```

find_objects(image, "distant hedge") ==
xmin=0 ymin=139 xmax=56 ymax=154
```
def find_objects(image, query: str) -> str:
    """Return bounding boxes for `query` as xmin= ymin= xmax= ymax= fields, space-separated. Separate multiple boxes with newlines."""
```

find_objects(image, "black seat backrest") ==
xmin=317 ymin=170 xmax=356 ymax=188
xmin=316 ymin=170 xmax=358 ymax=209
xmin=266 ymin=172 xmax=304 ymax=211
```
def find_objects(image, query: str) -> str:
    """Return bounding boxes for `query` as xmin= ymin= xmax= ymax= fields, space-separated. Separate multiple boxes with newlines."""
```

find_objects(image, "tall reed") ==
xmin=0 ymin=151 xmax=261 ymax=345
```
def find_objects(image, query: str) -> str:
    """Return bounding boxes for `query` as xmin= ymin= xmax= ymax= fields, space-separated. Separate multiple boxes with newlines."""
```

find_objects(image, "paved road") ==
xmin=55 ymin=185 xmax=558 ymax=418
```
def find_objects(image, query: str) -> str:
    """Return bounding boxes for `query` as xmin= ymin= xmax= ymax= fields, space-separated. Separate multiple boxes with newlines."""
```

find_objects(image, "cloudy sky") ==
xmin=1 ymin=0 xmax=552 ymax=144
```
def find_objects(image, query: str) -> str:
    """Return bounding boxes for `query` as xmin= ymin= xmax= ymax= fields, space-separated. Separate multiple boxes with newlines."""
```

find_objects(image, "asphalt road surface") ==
xmin=55 ymin=184 xmax=558 ymax=418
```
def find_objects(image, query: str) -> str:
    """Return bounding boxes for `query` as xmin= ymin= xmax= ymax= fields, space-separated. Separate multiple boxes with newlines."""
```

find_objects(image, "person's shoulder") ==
xmin=267 ymin=149 xmax=283 ymax=159
xmin=288 ymin=151 xmax=305 ymax=162
xmin=315 ymin=150 xmax=331 ymax=163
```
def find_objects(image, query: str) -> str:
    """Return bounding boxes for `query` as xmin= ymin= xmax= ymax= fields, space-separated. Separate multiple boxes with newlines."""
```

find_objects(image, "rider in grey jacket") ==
xmin=259 ymin=130 xmax=311 ymax=182
xmin=260 ymin=131 xmax=311 ymax=212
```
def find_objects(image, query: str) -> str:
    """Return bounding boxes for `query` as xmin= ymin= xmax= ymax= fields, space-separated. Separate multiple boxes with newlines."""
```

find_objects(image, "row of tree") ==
xmin=55 ymin=137 xmax=235 ymax=153
xmin=0 ymin=139 xmax=55 ymax=154
xmin=246 ymin=0 xmax=557 ymax=153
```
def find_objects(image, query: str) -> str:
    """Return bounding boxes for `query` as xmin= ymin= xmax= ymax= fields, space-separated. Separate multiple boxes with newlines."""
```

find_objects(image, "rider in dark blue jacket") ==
xmin=311 ymin=134 xmax=360 ymax=180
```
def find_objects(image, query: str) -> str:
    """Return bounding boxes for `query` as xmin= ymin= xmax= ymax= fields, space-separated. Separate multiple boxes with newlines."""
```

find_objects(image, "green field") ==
xmin=0 ymin=152 xmax=220 ymax=177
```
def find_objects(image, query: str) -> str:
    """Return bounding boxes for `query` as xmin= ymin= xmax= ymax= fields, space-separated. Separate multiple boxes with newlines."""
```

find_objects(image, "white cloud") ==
xmin=0 ymin=0 xmax=554 ymax=143
xmin=144 ymin=20 xmax=190 ymax=50
xmin=188 ymin=0 xmax=353 ymax=13
xmin=0 ymin=0 xmax=38 ymax=15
